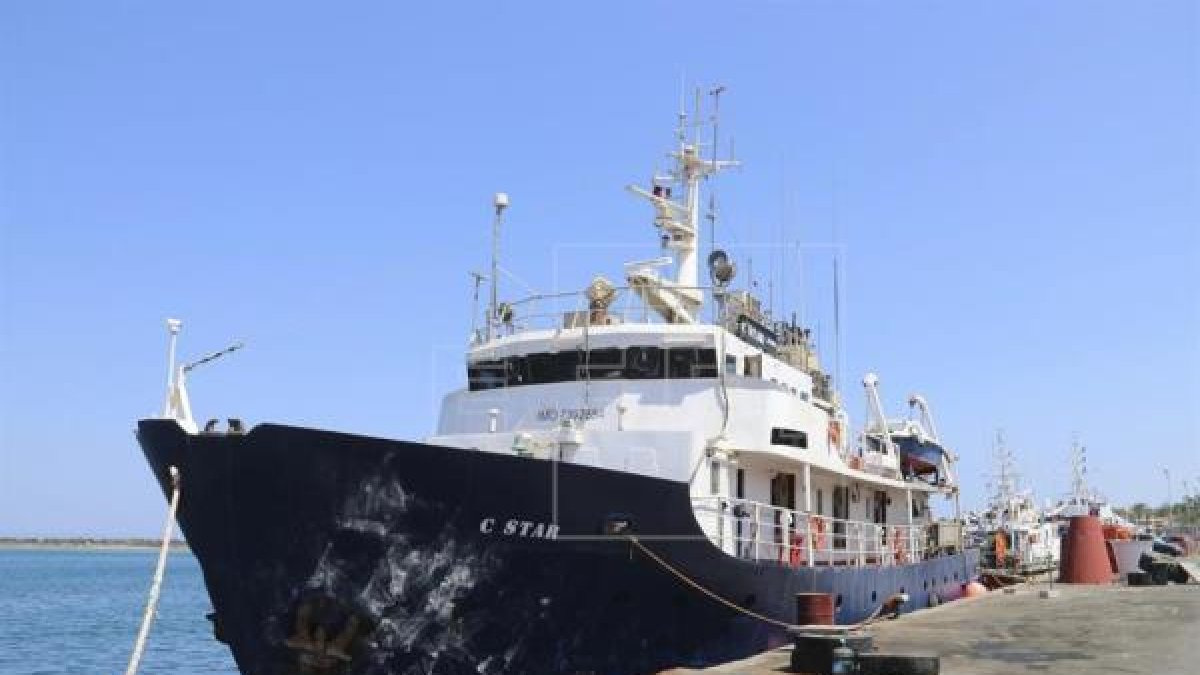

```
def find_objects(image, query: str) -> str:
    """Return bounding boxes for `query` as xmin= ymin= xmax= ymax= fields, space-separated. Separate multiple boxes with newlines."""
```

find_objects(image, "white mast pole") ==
xmin=162 ymin=319 xmax=181 ymax=417
xmin=709 ymin=85 xmax=725 ymax=252
xmin=680 ymin=147 xmax=700 ymax=292
xmin=469 ymin=271 xmax=485 ymax=343
xmin=489 ymin=193 xmax=509 ymax=341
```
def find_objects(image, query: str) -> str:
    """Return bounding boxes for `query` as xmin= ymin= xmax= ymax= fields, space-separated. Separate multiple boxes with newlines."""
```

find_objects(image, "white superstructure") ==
xmin=425 ymin=91 xmax=962 ymax=568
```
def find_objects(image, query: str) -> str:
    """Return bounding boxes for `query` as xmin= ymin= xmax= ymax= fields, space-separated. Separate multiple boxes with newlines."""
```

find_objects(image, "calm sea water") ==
xmin=0 ymin=549 xmax=237 ymax=675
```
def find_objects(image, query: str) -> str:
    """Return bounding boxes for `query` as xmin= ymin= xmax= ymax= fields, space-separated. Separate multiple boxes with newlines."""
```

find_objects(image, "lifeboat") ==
xmin=889 ymin=423 xmax=952 ymax=484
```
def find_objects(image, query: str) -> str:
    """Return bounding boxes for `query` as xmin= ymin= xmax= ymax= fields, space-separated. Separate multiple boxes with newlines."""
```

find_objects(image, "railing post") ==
xmin=753 ymin=503 xmax=760 ymax=561
xmin=783 ymin=510 xmax=791 ymax=565
xmin=806 ymin=514 xmax=814 ymax=568
xmin=823 ymin=516 xmax=830 ymax=566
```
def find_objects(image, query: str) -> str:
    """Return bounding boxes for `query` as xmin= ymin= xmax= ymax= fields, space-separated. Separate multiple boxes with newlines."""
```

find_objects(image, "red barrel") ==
xmin=1059 ymin=515 xmax=1115 ymax=584
xmin=795 ymin=592 xmax=835 ymax=626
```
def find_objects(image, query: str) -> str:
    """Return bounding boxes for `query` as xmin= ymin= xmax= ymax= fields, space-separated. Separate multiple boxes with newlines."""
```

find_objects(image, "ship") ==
xmin=1045 ymin=439 xmax=1136 ymax=534
xmin=968 ymin=432 xmax=1060 ymax=575
xmin=137 ymin=91 xmax=980 ymax=675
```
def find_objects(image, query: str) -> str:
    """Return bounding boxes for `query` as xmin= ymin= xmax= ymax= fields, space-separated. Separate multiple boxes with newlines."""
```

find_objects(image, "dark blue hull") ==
xmin=137 ymin=419 xmax=978 ymax=675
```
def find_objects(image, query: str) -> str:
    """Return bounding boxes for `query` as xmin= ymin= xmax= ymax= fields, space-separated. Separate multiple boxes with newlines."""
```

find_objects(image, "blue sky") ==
xmin=1 ymin=1 xmax=1196 ymax=536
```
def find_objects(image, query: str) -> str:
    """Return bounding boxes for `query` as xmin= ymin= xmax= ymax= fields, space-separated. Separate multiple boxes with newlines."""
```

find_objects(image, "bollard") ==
xmin=791 ymin=632 xmax=874 ymax=674
xmin=795 ymin=592 xmax=835 ymax=626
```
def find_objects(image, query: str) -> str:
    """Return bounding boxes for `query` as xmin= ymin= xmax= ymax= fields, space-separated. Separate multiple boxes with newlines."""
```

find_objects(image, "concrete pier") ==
xmin=676 ymin=583 xmax=1198 ymax=674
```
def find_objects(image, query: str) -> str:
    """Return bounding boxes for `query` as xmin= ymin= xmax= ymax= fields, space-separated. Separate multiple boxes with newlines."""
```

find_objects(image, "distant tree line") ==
xmin=0 ymin=536 xmax=189 ymax=548
xmin=1116 ymin=496 xmax=1200 ymax=526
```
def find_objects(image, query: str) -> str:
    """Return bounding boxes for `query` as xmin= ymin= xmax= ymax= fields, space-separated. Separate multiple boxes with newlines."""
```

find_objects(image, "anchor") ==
xmin=283 ymin=595 xmax=372 ymax=673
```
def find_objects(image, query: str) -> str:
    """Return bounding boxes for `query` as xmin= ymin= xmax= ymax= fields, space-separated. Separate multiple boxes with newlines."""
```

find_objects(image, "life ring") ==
xmin=892 ymin=527 xmax=907 ymax=563
xmin=809 ymin=516 xmax=827 ymax=551
xmin=789 ymin=532 xmax=806 ymax=567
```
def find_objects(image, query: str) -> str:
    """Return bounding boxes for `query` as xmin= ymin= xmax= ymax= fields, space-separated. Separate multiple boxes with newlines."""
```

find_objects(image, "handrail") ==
xmin=477 ymin=284 xmax=723 ymax=341
xmin=507 ymin=284 xmax=718 ymax=308
xmin=692 ymin=495 xmax=933 ymax=568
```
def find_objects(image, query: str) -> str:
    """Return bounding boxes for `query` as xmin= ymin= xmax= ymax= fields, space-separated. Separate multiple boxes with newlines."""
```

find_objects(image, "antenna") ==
xmin=708 ymin=85 xmax=725 ymax=252
xmin=488 ymin=192 xmax=509 ymax=341
xmin=677 ymin=76 xmax=688 ymax=145
xmin=183 ymin=341 xmax=245 ymax=373
xmin=832 ymin=251 xmax=841 ymax=398
xmin=747 ymin=220 xmax=755 ymax=292
xmin=779 ymin=161 xmax=788 ymax=321
xmin=831 ymin=165 xmax=842 ymax=400
xmin=469 ymin=271 xmax=486 ymax=342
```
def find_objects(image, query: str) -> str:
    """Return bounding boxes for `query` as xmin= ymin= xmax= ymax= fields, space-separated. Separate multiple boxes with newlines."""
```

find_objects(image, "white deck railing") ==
xmin=476 ymin=284 xmax=717 ymax=340
xmin=693 ymin=496 xmax=930 ymax=567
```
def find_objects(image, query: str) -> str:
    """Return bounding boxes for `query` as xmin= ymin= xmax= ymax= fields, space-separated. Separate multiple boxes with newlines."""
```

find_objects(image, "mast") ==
xmin=1069 ymin=437 xmax=1090 ymax=505
xmin=708 ymin=85 xmax=725 ymax=253
xmin=626 ymin=85 xmax=737 ymax=324
xmin=991 ymin=430 xmax=1020 ymax=528
xmin=162 ymin=318 xmax=181 ymax=417
xmin=488 ymin=192 xmax=509 ymax=341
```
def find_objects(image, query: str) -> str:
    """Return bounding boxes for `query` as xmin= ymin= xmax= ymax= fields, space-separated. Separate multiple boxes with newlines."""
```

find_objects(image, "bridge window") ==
xmin=771 ymin=427 xmax=808 ymax=449
xmin=582 ymin=348 xmax=625 ymax=380
xmin=624 ymin=346 xmax=664 ymax=379
xmin=505 ymin=356 xmax=527 ymax=386
xmin=668 ymin=348 xmax=717 ymax=379
xmin=526 ymin=351 xmax=579 ymax=384
xmin=467 ymin=360 xmax=506 ymax=391
xmin=468 ymin=346 xmax=715 ymax=390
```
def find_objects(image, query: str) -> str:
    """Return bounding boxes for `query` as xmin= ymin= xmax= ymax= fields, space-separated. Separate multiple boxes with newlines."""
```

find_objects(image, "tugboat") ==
xmin=137 ymin=91 xmax=979 ymax=675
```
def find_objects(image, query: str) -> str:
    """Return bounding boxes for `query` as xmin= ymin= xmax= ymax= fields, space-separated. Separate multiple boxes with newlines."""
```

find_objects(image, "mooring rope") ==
xmin=627 ymin=536 xmax=900 ymax=633
xmin=124 ymin=465 xmax=181 ymax=675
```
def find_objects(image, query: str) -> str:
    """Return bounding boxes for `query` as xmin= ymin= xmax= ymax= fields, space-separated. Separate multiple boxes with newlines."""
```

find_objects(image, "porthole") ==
xmin=870 ymin=591 xmax=877 ymax=603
